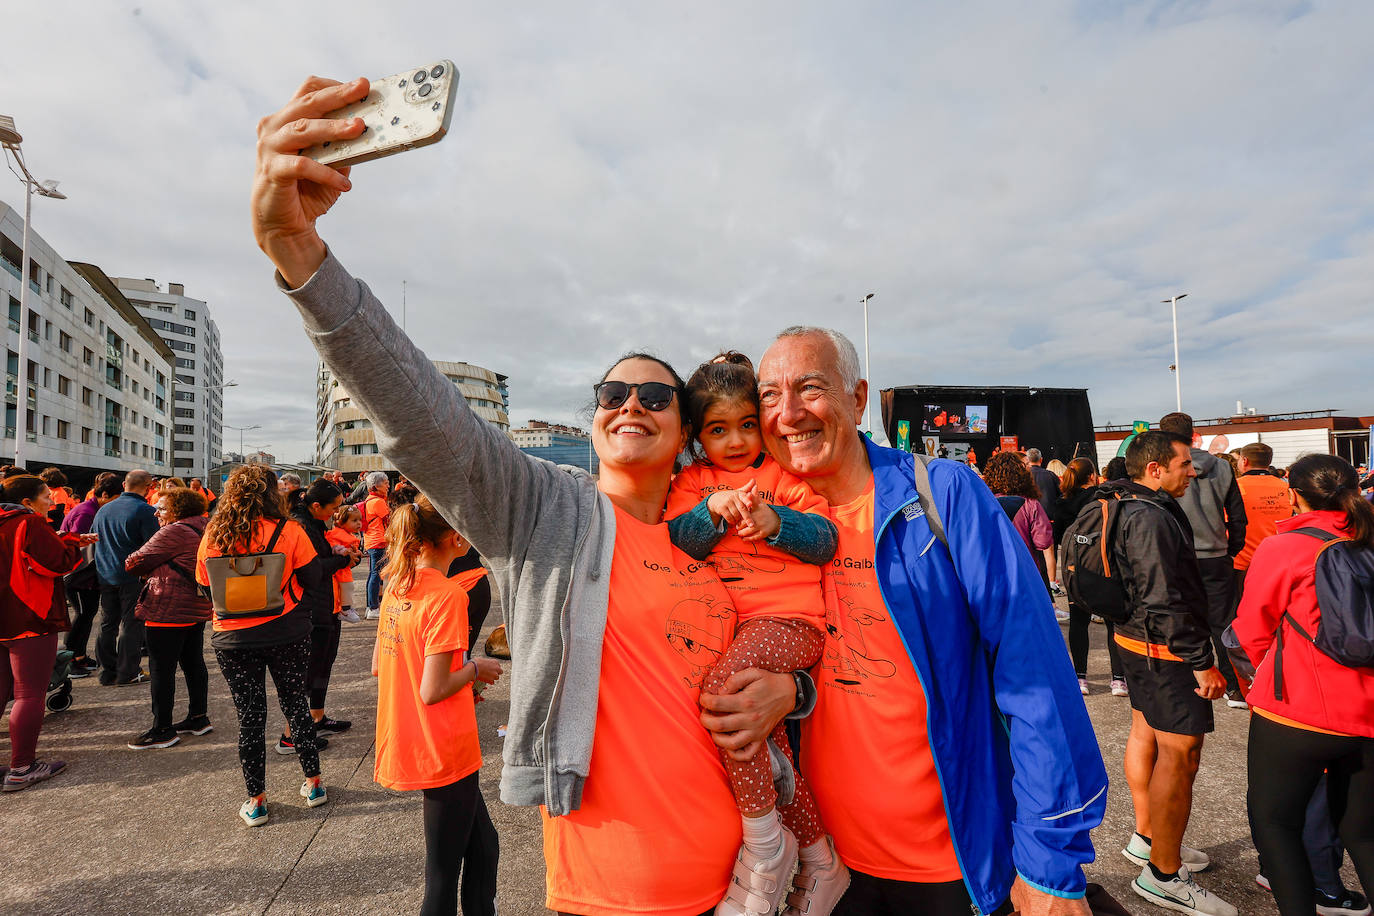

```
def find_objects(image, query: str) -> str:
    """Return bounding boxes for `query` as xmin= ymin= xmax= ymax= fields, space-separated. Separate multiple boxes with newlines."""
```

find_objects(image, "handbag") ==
xmin=202 ymin=519 xmax=290 ymax=620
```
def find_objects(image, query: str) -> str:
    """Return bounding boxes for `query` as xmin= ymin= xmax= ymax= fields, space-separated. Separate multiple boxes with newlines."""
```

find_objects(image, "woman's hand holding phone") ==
xmin=251 ymin=76 xmax=370 ymax=287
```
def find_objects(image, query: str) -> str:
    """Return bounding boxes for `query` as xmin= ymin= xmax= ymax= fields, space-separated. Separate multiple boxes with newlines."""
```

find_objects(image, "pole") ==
xmin=1171 ymin=296 xmax=1182 ymax=412
xmin=862 ymin=294 xmax=873 ymax=435
xmin=14 ymin=179 xmax=32 ymax=468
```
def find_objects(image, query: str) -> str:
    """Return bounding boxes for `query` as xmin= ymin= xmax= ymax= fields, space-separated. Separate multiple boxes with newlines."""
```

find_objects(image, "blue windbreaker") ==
xmin=862 ymin=438 xmax=1107 ymax=912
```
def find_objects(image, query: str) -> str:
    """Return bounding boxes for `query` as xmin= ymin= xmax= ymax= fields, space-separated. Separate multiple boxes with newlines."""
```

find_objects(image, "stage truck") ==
xmin=880 ymin=385 xmax=1095 ymax=469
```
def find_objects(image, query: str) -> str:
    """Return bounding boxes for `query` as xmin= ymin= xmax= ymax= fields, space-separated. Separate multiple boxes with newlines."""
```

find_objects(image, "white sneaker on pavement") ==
xmin=1111 ymin=678 xmax=1130 ymax=697
xmin=1132 ymin=863 xmax=1236 ymax=916
xmin=1122 ymin=832 xmax=1210 ymax=871
xmin=716 ymin=823 xmax=798 ymax=916
xmin=1078 ymin=678 xmax=1089 ymax=696
xmin=782 ymin=837 xmax=849 ymax=916
xmin=365 ymin=607 xmax=381 ymax=620
xmin=339 ymin=607 xmax=361 ymax=624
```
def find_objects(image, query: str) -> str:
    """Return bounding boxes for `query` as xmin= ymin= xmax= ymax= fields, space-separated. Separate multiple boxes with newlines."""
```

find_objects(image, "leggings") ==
xmin=145 ymin=623 xmax=209 ymax=729
xmin=214 ymin=637 xmax=319 ymax=797
xmin=307 ymin=617 xmax=342 ymax=710
xmin=702 ymin=617 xmax=826 ymax=845
xmin=1248 ymin=712 xmax=1374 ymax=915
xmin=1067 ymin=599 xmax=1124 ymax=679
xmin=0 ymin=633 xmax=59 ymax=769
xmin=421 ymin=771 xmax=499 ymax=916
xmin=64 ymin=586 xmax=100 ymax=659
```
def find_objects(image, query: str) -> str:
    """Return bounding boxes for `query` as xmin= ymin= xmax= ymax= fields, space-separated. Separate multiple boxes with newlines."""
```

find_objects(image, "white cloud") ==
xmin=1 ymin=0 xmax=1371 ymax=463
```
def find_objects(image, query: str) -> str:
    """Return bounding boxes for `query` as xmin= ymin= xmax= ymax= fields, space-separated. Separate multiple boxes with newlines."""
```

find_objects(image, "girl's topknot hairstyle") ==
xmin=684 ymin=351 xmax=759 ymax=463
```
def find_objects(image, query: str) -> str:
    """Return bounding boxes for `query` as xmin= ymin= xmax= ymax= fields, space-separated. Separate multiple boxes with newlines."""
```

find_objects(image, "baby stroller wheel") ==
xmin=46 ymin=681 xmax=73 ymax=713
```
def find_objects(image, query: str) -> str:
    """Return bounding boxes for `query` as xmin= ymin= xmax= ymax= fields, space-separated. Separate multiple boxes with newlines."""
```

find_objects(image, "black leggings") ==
xmin=1248 ymin=712 xmax=1374 ymax=915
xmin=214 ymin=637 xmax=319 ymax=797
xmin=307 ymin=617 xmax=341 ymax=710
xmin=145 ymin=623 xmax=209 ymax=729
xmin=420 ymin=771 xmax=498 ymax=916
xmin=1067 ymin=599 xmax=1124 ymax=679
xmin=833 ymin=870 xmax=1012 ymax=916
xmin=64 ymin=586 xmax=100 ymax=658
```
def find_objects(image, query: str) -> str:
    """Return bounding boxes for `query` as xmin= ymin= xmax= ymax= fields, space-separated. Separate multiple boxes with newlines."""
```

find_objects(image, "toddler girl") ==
xmin=326 ymin=504 xmax=363 ymax=623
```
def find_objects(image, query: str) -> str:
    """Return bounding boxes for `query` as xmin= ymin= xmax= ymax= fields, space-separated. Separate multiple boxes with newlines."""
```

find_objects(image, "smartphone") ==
xmin=302 ymin=60 xmax=459 ymax=168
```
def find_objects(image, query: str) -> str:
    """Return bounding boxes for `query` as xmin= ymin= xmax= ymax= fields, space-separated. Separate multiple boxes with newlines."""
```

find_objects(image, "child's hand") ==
xmin=707 ymin=489 xmax=753 ymax=529
xmin=736 ymin=504 xmax=781 ymax=542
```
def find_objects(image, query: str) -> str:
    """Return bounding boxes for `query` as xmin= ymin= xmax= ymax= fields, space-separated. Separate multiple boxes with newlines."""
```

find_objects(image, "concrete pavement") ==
xmin=1 ymin=610 xmax=1362 ymax=915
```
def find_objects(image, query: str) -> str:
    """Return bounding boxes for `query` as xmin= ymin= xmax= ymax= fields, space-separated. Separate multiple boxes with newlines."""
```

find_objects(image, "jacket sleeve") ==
xmin=938 ymin=463 xmax=1106 ymax=898
xmin=1231 ymin=536 xmax=1291 ymax=668
xmin=1223 ymin=474 xmax=1248 ymax=558
xmin=282 ymin=253 xmax=575 ymax=567
xmin=1023 ymin=500 xmax=1053 ymax=551
xmin=768 ymin=506 xmax=838 ymax=565
xmin=1119 ymin=508 xmax=1214 ymax=670
xmin=125 ymin=526 xmax=179 ymax=577
xmin=22 ymin=519 xmax=84 ymax=578
xmin=666 ymin=499 xmax=725 ymax=562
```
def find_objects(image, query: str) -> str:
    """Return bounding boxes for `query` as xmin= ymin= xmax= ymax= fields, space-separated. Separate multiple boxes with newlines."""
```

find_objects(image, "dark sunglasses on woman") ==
xmin=593 ymin=381 xmax=677 ymax=412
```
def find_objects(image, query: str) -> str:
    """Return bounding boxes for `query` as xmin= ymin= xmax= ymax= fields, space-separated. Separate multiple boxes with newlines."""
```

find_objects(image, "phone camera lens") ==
xmin=413 ymin=70 xmax=429 ymax=83
xmin=418 ymin=82 xmax=433 ymax=98
xmin=398 ymin=79 xmax=408 ymax=89
xmin=430 ymin=64 xmax=445 ymax=79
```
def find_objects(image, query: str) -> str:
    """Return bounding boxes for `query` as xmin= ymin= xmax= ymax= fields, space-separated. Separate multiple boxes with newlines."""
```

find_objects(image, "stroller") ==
xmin=46 ymin=648 xmax=74 ymax=713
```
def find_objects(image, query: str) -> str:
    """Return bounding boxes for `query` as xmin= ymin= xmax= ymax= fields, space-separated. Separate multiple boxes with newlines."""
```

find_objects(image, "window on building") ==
xmin=175 ymin=423 xmax=194 ymax=435
xmin=155 ymin=422 xmax=164 ymax=436
xmin=82 ymin=386 xmax=93 ymax=406
xmin=132 ymin=348 xmax=140 ymax=365
xmin=58 ymin=330 xmax=72 ymax=353
xmin=41 ymin=416 xmax=49 ymax=436
xmin=175 ymin=358 xmax=195 ymax=370
xmin=175 ymin=391 xmax=194 ymax=402
xmin=174 ymin=457 xmax=194 ymax=468
xmin=184 ymin=309 xmax=196 ymax=321
xmin=143 ymin=444 xmax=149 ymax=458
xmin=167 ymin=340 xmax=195 ymax=353
xmin=83 ymin=347 xmax=93 ymax=366
xmin=43 ymin=320 xmax=52 ymax=340
xmin=45 ymin=274 xmax=53 ymax=294
xmin=60 ymin=286 xmax=73 ymax=308
xmin=175 ymin=407 xmax=194 ymax=419
xmin=176 ymin=373 xmax=194 ymax=385
xmin=156 ymin=304 xmax=172 ymax=313
xmin=57 ymin=420 xmax=69 ymax=439
xmin=144 ymin=359 xmax=150 ymax=373
xmin=83 ymin=307 xmax=93 ymax=326
xmin=81 ymin=427 xmax=91 ymax=445
xmin=25 ymin=409 xmax=34 ymax=434
xmin=42 ymin=368 xmax=51 ymax=388
xmin=131 ymin=380 xmax=139 ymax=396
xmin=143 ymin=416 xmax=150 ymax=429
xmin=57 ymin=375 xmax=70 ymax=397
xmin=174 ymin=440 xmax=195 ymax=451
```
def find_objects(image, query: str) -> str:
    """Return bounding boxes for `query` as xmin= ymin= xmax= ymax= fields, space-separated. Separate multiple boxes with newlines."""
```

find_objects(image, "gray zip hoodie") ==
xmin=281 ymin=252 xmax=616 ymax=815
xmin=1176 ymin=448 xmax=1247 ymax=561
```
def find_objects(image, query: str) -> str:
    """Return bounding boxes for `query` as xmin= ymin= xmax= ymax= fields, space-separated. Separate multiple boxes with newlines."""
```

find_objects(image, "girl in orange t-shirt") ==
xmin=664 ymin=352 xmax=845 ymax=915
xmin=372 ymin=494 xmax=503 ymax=916
xmin=326 ymin=504 xmax=363 ymax=623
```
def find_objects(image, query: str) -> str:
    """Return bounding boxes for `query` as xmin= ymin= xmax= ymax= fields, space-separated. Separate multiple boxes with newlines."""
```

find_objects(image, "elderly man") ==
xmin=732 ymin=327 xmax=1106 ymax=916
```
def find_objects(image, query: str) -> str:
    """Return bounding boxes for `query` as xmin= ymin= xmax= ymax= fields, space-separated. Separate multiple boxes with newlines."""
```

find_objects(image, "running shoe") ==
xmin=717 ymin=819 xmax=798 ymax=916
xmin=128 ymin=727 xmax=180 ymax=750
xmin=239 ymin=798 xmax=269 ymax=827
xmin=1055 ymin=608 xmax=1071 ymax=623
xmin=1316 ymin=888 xmax=1372 ymax=916
xmin=1111 ymin=678 xmax=1130 ymax=697
xmin=1079 ymin=678 xmax=1090 ymax=696
xmin=1224 ymin=691 xmax=1248 ymax=710
xmin=116 ymin=672 xmax=149 ymax=686
xmin=365 ymin=607 xmax=381 ymax=620
xmin=2 ymin=759 xmax=67 ymax=792
xmin=275 ymin=733 xmax=329 ymax=755
xmin=300 ymin=778 xmax=329 ymax=808
xmin=314 ymin=717 xmax=352 ymax=736
xmin=67 ymin=664 xmax=92 ymax=679
xmin=1123 ymin=832 xmax=1210 ymax=871
xmin=1133 ymin=864 xmax=1236 ymax=916
xmin=1091 ymin=614 xmax=1105 ymax=624
xmin=172 ymin=715 xmax=213 ymax=736
xmin=339 ymin=607 xmax=361 ymax=623
xmin=782 ymin=837 xmax=850 ymax=916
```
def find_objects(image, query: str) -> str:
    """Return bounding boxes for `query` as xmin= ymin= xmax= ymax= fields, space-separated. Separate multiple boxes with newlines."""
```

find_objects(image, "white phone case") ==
xmin=302 ymin=60 xmax=459 ymax=167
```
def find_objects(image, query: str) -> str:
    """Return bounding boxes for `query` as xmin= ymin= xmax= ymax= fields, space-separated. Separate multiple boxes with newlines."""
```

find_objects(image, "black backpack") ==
xmin=1271 ymin=527 xmax=1374 ymax=700
xmin=996 ymin=495 xmax=1026 ymax=522
xmin=1060 ymin=493 xmax=1134 ymax=623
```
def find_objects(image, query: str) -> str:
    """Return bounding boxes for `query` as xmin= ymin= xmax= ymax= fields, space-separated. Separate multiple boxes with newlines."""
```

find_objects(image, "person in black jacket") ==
xmin=446 ymin=546 xmax=492 ymax=652
xmin=1055 ymin=458 xmax=1127 ymax=697
xmin=286 ymin=479 xmax=355 ymax=746
xmin=1104 ymin=431 xmax=1234 ymax=916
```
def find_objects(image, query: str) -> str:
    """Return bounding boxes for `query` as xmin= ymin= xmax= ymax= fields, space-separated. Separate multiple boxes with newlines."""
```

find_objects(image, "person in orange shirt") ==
xmin=361 ymin=471 xmax=391 ymax=618
xmin=195 ymin=464 xmax=329 ymax=827
xmin=1233 ymin=442 xmax=1292 ymax=596
xmin=664 ymin=352 xmax=846 ymax=916
xmin=372 ymin=493 xmax=502 ymax=916
xmin=189 ymin=477 xmax=216 ymax=503
xmin=38 ymin=467 xmax=77 ymax=529
xmin=326 ymin=503 xmax=363 ymax=623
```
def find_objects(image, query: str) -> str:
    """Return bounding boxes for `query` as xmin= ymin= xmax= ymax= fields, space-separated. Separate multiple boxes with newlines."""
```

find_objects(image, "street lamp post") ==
xmin=181 ymin=381 xmax=237 ymax=483
xmin=860 ymin=292 xmax=875 ymax=435
xmin=226 ymin=423 xmax=261 ymax=463
xmin=2 ymin=115 xmax=66 ymax=469
xmin=1162 ymin=293 xmax=1188 ymax=412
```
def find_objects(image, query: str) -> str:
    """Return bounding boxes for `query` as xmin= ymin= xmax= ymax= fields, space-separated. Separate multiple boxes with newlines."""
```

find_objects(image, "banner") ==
xmin=999 ymin=435 xmax=1019 ymax=452
xmin=896 ymin=420 xmax=911 ymax=452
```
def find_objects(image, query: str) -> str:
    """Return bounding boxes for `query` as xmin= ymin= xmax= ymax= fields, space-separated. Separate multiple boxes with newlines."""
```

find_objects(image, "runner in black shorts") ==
xmin=1117 ymin=648 xmax=1214 ymax=736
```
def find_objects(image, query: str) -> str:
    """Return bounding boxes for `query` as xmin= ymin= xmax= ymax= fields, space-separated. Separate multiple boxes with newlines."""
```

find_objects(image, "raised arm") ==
xmin=252 ymin=77 xmax=571 ymax=564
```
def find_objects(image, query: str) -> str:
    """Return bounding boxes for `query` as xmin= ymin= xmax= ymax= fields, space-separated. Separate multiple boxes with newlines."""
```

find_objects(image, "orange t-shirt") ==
xmin=666 ymin=457 xmax=828 ymax=628
xmin=542 ymin=507 xmax=741 ymax=916
xmin=325 ymin=527 xmax=358 ymax=584
xmin=362 ymin=495 xmax=390 ymax=550
xmin=374 ymin=567 xmax=482 ymax=791
xmin=800 ymin=483 xmax=961 ymax=882
xmin=195 ymin=518 xmax=317 ymax=633
xmin=1235 ymin=473 xmax=1292 ymax=570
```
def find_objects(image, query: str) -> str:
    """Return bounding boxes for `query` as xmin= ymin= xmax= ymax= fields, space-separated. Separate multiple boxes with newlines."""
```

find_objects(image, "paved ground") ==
xmin=1 ymin=606 xmax=1363 ymax=915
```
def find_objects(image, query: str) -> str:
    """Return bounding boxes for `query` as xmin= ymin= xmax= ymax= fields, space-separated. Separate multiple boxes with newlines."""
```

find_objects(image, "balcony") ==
xmin=6 ymin=317 xmax=17 ymax=333
xmin=105 ymin=343 xmax=123 ymax=368
xmin=27 ymin=329 xmax=39 ymax=344
xmin=3 ymin=426 xmax=13 ymax=439
xmin=4 ymin=374 xmax=15 ymax=402
xmin=104 ymin=418 xmax=122 ymax=437
xmin=25 ymin=432 xmax=36 ymax=443
xmin=104 ymin=447 xmax=121 ymax=458
xmin=0 ymin=257 xmax=19 ymax=281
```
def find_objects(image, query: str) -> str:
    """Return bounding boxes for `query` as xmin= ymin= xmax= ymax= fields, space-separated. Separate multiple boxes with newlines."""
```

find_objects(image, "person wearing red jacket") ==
xmin=1233 ymin=454 xmax=1374 ymax=916
xmin=0 ymin=475 xmax=89 ymax=791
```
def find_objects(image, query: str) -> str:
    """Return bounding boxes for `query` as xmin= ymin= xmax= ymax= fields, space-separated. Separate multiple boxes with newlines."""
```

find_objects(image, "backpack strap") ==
xmin=911 ymin=454 xmax=946 ymax=547
xmin=165 ymin=560 xmax=199 ymax=586
xmin=264 ymin=518 xmax=287 ymax=554
xmin=1291 ymin=526 xmax=1341 ymax=543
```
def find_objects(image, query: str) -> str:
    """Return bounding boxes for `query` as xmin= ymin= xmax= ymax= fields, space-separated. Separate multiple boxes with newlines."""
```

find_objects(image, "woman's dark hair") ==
xmin=683 ymin=351 xmax=758 ymax=462
xmin=983 ymin=452 xmax=1040 ymax=499
xmin=593 ymin=351 xmax=689 ymax=434
xmin=1103 ymin=456 xmax=1129 ymax=481
xmin=39 ymin=467 xmax=68 ymax=488
xmin=94 ymin=476 xmax=124 ymax=499
xmin=1288 ymin=454 xmax=1374 ymax=549
xmin=1059 ymin=457 xmax=1097 ymax=496
xmin=388 ymin=481 xmax=420 ymax=509
xmin=289 ymin=478 xmax=343 ymax=513
xmin=162 ymin=488 xmax=208 ymax=521
xmin=2 ymin=474 xmax=49 ymax=506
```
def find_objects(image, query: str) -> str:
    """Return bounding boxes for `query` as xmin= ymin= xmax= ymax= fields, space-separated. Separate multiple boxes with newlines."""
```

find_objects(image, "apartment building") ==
xmin=315 ymin=359 xmax=510 ymax=473
xmin=0 ymin=200 xmax=176 ymax=475
xmin=511 ymin=419 xmax=598 ymax=473
xmin=114 ymin=277 xmax=224 ymax=480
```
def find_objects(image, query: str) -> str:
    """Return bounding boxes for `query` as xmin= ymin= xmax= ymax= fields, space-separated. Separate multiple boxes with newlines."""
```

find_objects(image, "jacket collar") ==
xmin=863 ymin=434 xmax=915 ymax=519
xmin=1277 ymin=509 xmax=1345 ymax=534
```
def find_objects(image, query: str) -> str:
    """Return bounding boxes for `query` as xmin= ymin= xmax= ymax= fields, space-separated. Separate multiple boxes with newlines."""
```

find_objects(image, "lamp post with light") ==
xmin=860 ymin=292 xmax=875 ymax=436
xmin=2 ymin=114 xmax=66 ymax=468
xmin=1163 ymin=292 xmax=1188 ymax=412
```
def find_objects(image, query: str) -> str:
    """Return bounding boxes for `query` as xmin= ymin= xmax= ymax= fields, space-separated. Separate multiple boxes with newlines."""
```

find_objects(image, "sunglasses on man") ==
xmin=593 ymin=381 xmax=678 ymax=412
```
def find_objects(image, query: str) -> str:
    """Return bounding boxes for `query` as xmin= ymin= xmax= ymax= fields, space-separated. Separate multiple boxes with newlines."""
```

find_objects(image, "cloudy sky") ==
xmin=2 ymin=1 xmax=1371 ymax=461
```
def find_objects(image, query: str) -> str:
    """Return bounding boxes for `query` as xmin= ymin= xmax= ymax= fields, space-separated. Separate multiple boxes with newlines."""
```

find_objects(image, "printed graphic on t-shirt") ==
xmin=378 ymin=596 xmax=411 ymax=660
xmin=665 ymin=593 xmax=733 ymax=688
xmin=822 ymin=593 xmax=899 ymax=687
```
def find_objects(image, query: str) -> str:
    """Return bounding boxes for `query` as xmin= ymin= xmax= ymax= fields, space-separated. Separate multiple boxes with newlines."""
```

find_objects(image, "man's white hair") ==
xmin=365 ymin=471 xmax=389 ymax=489
xmin=772 ymin=326 xmax=863 ymax=392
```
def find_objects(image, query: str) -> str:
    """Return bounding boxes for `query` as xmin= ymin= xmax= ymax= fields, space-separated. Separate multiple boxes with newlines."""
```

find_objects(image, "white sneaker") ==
xmin=1123 ymin=832 xmax=1211 ymax=871
xmin=1132 ymin=864 xmax=1236 ymax=916
xmin=1079 ymin=678 xmax=1089 ymax=696
xmin=782 ymin=837 xmax=850 ymax=916
xmin=364 ymin=607 xmax=381 ymax=620
xmin=716 ymin=822 xmax=798 ymax=916
xmin=1224 ymin=691 xmax=1248 ymax=709
xmin=1055 ymin=608 xmax=1071 ymax=623
xmin=339 ymin=607 xmax=361 ymax=624
xmin=1111 ymin=678 xmax=1130 ymax=697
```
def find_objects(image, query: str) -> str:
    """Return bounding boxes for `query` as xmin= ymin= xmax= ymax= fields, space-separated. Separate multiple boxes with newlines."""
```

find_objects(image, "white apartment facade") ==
xmin=316 ymin=359 xmax=510 ymax=473
xmin=0 ymin=200 xmax=176 ymax=475
xmin=114 ymin=277 xmax=224 ymax=480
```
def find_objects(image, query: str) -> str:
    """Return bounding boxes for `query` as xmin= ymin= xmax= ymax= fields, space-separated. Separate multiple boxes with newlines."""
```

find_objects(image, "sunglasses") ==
xmin=593 ymin=381 xmax=678 ymax=412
